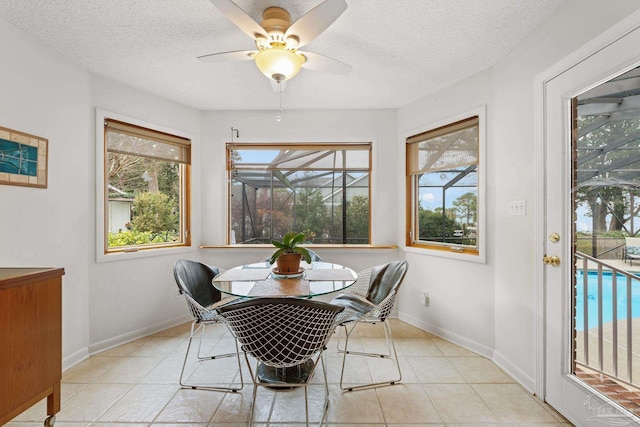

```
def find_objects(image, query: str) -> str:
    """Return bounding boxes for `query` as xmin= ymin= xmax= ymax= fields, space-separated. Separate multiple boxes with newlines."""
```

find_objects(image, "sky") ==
xmin=419 ymin=187 xmax=473 ymax=211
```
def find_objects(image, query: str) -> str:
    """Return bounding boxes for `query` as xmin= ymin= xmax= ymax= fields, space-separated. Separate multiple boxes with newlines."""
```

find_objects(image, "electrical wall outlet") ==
xmin=420 ymin=291 xmax=430 ymax=306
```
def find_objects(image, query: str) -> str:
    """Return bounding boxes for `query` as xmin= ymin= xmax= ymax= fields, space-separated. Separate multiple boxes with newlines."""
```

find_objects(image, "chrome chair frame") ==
xmin=217 ymin=297 xmax=344 ymax=427
xmin=331 ymin=260 xmax=408 ymax=391
xmin=173 ymin=259 xmax=244 ymax=393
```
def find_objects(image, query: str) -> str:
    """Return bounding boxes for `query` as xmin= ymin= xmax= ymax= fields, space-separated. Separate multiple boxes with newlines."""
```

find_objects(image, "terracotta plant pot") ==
xmin=276 ymin=253 xmax=302 ymax=273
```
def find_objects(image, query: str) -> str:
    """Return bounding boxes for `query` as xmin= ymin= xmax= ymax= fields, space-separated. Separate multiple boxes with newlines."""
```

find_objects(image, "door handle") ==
xmin=543 ymin=255 xmax=560 ymax=267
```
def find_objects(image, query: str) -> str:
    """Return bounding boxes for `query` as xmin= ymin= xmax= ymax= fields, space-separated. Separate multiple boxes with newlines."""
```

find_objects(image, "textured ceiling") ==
xmin=0 ymin=0 xmax=566 ymax=110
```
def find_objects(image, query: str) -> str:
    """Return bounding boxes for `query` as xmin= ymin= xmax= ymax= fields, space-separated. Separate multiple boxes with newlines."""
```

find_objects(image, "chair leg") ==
xmin=319 ymin=353 xmax=330 ymax=426
xmin=195 ymin=322 xmax=206 ymax=359
xmin=304 ymin=384 xmax=310 ymax=427
xmin=179 ymin=323 xmax=198 ymax=387
xmin=179 ymin=321 xmax=244 ymax=392
xmin=338 ymin=321 xmax=393 ymax=358
xmin=338 ymin=320 xmax=402 ymax=392
xmin=195 ymin=322 xmax=240 ymax=361
xmin=229 ymin=331 xmax=244 ymax=391
xmin=338 ymin=322 xmax=357 ymax=391
xmin=336 ymin=320 xmax=393 ymax=358
xmin=249 ymin=379 xmax=258 ymax=427
xmin=242 ymin=354 xmax=259 ymax=427
xmin=304 ymin=354 xmax=330 ymax=427
xmin=246 ymin=353 xmax=329 ymax=427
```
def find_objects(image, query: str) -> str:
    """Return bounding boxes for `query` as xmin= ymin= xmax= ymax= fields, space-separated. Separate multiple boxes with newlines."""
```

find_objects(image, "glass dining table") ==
xmin=212 ymin=260 xmax=358 ymax=387
xmin=212 ymin=260 xmax=358 ymax=298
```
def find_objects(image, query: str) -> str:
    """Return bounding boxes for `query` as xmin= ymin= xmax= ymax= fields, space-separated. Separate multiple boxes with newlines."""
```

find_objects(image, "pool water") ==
xmin=575 ymin=271 xmax=640 ymax=331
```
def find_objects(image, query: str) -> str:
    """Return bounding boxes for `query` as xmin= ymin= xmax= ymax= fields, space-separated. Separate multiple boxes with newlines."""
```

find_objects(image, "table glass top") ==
xmin=212 ymin=261 xmax=357 ymax=298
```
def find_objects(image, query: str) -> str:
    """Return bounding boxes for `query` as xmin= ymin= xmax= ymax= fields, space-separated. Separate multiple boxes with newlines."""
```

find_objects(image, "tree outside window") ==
xmin=104 ymin=119 xmax=190 ymax=252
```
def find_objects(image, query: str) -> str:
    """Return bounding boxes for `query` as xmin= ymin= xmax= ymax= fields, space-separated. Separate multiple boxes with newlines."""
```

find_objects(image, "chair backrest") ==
xmin=304 ymin=249 xmax=324 ymax=262
xmin=263 ymin=248 xmax=324 ymax=263
xmin=173 ymin=259 xmax=222 ymax=318
xmin=217 ymin=297 xmax=344 ymax=368
xmin=365 ymin=260 xmax=409 ymax=305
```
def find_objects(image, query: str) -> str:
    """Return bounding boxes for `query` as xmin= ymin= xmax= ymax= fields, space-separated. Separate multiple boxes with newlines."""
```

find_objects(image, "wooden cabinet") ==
xmin=0 ymin=268 xmax=64 ymax=426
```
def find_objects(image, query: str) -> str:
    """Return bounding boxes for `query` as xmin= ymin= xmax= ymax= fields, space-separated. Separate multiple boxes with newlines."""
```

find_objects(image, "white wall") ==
xmin=88 ymin=76 xmax=203 ymax=354
xmin=0 ymin=22 xmax=92 ymax=364
xmin=492 ymin=0 xmax=640 ymax=391
xmin=397 ymin=69 xmax=496 ymax=358
xmin=397 ymin=0 xmax=640 ymax=392
xmin=0 ymin=19 xmax=205 ymax=365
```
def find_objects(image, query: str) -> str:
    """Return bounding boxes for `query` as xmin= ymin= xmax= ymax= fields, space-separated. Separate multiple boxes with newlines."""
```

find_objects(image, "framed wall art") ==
xmin=0 ymin=126 xmax=48 ymax=188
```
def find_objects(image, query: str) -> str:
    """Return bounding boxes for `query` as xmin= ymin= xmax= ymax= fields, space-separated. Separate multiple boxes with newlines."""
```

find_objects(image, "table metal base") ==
xmin=257 ymin=360 xmax=315 ymax=390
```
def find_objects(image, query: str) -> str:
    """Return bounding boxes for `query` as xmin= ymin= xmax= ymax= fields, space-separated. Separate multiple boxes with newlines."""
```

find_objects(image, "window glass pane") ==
xmin=416 ymin=170 xmax=477 ymax=246
xmin=228 ymin=143 xmax=370 ymax=244
xmin=105 ymin=121 xmax=189 ymax=251
xmin=407 ymin=116 xmax=479 ymax=253
xmin=345 ymin=183 xmax=369 ymax=244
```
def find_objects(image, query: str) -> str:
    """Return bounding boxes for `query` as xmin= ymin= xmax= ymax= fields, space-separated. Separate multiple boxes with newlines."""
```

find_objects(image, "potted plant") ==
xmin=269 ymin=231 xmax=312 ymax=273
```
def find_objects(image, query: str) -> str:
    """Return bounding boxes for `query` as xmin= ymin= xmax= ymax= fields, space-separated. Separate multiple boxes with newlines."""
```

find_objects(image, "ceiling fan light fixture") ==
xmin=285 ymin=35 xmax=299 ymax=50
xmin=254 ymin=46 xmax=304 ymax=81
xmin=255 ymin=35 xmax=269 ymax=50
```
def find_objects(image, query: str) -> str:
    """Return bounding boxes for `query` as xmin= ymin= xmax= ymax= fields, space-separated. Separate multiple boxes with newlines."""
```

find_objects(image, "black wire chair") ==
xmin=173 ymin=259 xmax=244 ymax=392
xmin=330 ymin=260 xmax=409 ymax=391
xmin=217 ymin=297 xmax=344 ymax=426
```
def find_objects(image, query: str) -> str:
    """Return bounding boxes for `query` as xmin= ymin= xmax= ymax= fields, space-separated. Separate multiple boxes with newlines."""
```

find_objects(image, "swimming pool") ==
xmin=575 ymin=271 xmax=640 ymax=331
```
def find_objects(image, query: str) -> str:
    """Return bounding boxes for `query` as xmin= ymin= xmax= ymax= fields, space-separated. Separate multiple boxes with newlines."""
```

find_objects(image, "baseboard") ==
xmin=62 ymin=314 xmax=191 ymax=371
xmin=492 ymin=350 xmax=536 ymax=394
xmin=398 ymin=310 xmax=538 ymax=395
xmin=88 ymin=313 xmax=191 ymax=356
xmin=398 ymin=311 xmax=494 ymax=359
xmin=62 ymin=347 xmax=90 ymax=371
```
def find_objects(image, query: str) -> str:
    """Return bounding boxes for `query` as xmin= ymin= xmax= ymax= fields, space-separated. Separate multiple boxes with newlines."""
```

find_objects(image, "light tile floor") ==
xmin=9 ymin=320 xmax=572 ymax=426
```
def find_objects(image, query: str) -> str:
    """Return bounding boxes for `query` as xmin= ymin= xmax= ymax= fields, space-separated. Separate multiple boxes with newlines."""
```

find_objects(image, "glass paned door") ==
xmin=543 ymin=25 xmax=640 ymax=424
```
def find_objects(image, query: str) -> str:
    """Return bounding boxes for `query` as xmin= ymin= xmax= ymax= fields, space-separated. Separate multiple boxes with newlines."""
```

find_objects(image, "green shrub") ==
xmin=108 ymin=230 xmax=179 ymax=247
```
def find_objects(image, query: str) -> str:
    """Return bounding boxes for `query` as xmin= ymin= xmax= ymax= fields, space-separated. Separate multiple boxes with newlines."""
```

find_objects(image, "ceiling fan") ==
xmin=198 ymin=0 xmax=351 ymax=85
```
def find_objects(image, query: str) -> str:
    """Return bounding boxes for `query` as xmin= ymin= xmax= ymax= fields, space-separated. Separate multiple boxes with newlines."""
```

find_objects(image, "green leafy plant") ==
xmin=268 ymin=231 xmax=312 ymax=265
xmin=130 ymin=192 xmax=178 ymax=238
xmin=108 ymin=229 xmax=177 ymax=247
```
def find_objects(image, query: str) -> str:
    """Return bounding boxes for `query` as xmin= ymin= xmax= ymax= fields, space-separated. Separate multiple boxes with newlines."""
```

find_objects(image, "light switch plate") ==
xmin=509 ymin=200 xmax=526 ymax=216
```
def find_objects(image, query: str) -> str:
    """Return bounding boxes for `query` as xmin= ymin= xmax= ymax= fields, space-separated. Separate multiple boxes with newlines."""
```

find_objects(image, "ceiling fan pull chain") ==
xmin=276 ymin=81 xmax=283 ymax=122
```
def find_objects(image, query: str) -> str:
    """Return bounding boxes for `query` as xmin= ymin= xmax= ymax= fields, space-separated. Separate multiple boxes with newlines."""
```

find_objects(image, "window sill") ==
xmin=97 ymin=244 xmax=196 ymax=263
xmin=200 ymin=244 xmax=398 ymax=250
xmin=402 ymin=245 xmax=486 ymax=264
xmin=408 ymin=242 xmax=478 ymax=256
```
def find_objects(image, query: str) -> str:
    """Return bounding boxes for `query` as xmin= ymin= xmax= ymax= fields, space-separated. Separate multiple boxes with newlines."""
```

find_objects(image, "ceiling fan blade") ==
xmin=198 ymin=50 xmax=257 ymax=62
xmin=208 ymin=0 xmax=267 ymax=39
xmin=301 ymin=51 xmax=351 ymax=75
xmin=285 ymin=0 xmax=347 ymax=48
